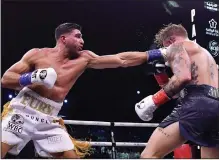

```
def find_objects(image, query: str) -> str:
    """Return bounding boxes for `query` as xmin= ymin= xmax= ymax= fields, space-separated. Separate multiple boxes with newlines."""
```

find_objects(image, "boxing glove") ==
xmin=152 ymin=60 xmax=170 ymax=88
xmin=147 ymin=47 xmax=167 ymax=62
xmin=135 ymin=89 xmax=170 ymax=121
xmin=135 ymin=95 xmax=157 ymax=121
xmin=19 ymin=68 xmax=57 ymax=89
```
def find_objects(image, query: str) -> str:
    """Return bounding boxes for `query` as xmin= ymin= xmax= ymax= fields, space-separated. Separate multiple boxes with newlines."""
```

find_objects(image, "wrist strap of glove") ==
xmin=152 ymin=89 xmax=170 ymax=106
xmin=19 ymin=72 xmax=32 ymax=86
xmin=147 ymin=48 xmax=166 ymax=62
xmin=154 ymin=73 xmax=169 ymax=87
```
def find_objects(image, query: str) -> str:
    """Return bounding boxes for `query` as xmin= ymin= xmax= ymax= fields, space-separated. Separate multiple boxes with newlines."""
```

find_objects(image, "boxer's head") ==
xmin=155 ymin=24 xmax=188 ymax=47
xmin=55 ymin=23 xmax=84 ymax=56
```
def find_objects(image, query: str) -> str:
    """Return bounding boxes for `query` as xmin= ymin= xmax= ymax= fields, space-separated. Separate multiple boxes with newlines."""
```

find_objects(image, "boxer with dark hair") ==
xmin=135 ymin=24 xmax=219 ymax=158
xmin=1 ymin=22 xmax=169 ymax=158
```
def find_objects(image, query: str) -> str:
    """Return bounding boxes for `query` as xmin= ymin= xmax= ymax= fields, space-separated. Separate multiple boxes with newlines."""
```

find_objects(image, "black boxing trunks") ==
xmin=158 ymin=84 xmax=219 ymax=147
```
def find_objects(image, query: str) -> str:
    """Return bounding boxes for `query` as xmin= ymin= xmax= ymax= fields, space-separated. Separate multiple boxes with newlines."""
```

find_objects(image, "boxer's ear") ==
xmin=169 ymin=36 xmax=176 ymax=43
xmin=60 ymin=35 xmax=66 ymax=44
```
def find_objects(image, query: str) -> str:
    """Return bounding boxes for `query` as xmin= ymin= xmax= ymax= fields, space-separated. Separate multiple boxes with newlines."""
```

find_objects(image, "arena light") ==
xmin=137 ymin=91 xmax=140 ymax=94
xmin=64 ymin=99 xmax=68 ymax=103
xmin=162 ymin=0 xmax=182 ymax=15
xmin=167 ymin=0 xmax=180 ymax=8
xmin=8 ymin=94 xmax=13 ymax=99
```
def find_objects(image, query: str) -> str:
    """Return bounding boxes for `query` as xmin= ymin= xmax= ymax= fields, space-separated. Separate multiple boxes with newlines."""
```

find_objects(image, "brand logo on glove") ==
xmin=137 ymin=101 xmax=145 ymax=109
xmin=5 ymin=114 xmax=24 ymax=134
xmin=39 ymin=70 xmax=47 ymax=80
xmin=32 ymin=70 xmax=38 ymax=79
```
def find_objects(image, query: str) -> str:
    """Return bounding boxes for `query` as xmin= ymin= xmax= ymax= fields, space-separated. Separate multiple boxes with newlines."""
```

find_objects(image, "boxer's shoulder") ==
xmin=166 ymin=41 xmax=200 ymax=57
xmin=22 ymin=48 xmax=53 ymax=64
xmin=21 ymin=48 xmax=41 ymax=61
xmin=32 ymin=48 xmax=56 ymax=58
xmin=182 ymin=40 xmax=200 ymax=54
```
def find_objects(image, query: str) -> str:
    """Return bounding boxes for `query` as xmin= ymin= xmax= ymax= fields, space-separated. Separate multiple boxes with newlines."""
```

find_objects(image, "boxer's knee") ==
xmin=51 ymin=150 xmax=79 ymax=159
xmin=140 ymin=152 xmax=162 ymax=158
xmin=140 ymin=149 xmax=163 ymax=158
xmin=201 ymin=147 xmax=219 ymax=158
xmin=1 ymin=142 xmax=13 ymax=158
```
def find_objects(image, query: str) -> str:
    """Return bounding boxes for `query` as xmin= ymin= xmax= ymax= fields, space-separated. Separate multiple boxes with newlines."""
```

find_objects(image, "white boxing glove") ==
xmin=19 ymin=68 xmax=57 ymax=89
xmin=135 ymin=95 xmax=157 ymax=121
xmin=135 ymin=89 xmax=170 ymax=121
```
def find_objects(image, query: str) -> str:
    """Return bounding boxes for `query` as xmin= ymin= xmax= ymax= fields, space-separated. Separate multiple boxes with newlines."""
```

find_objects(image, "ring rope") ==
xmin=90 ymin=141 xmax=147 ymax=147
xmin=64 ymin=120 xmax=159 ymax=127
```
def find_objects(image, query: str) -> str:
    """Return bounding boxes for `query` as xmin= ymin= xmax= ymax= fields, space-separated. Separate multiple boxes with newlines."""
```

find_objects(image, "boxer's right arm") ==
xmin=1 ymin=49 xmax=37 ymax=90
xmin=1 ymin=49 xmax=57 ymax=90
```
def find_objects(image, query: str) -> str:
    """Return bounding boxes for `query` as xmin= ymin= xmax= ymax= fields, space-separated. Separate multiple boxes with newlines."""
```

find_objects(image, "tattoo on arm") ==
xmin=191 ymin=62 xmax=199 ymax=84
xmin=163 ymin=43 xmax=191 ymax=97
xmin=209 ymin=63 xmax=215 ymax=81
xmin=163 ymin=76 xmax=183 ymax=97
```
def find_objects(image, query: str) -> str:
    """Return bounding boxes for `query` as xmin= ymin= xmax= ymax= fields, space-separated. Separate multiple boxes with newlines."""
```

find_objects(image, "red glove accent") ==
xmin=152 ymin=89 xmax=170 ymax=106
xmin=154 ymin=73 xmax=169 ymax=87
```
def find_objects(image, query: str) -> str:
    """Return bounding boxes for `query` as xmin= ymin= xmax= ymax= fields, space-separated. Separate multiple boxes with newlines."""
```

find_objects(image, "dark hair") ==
xmin=55 ymin=23 xmax=82 ymax=40
xmin=154 ymin=23 xmax=188 ymax=46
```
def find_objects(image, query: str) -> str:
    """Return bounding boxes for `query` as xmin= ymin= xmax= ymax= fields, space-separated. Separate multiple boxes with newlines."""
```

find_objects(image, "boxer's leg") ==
xmin=33 ymin=121 xmax=85 ymax=159
xmin=141 ymin=122 xmax=186 ymax=158
xmin=50 ymin=150 xmax=79 ymax=158
xmin=1 ymin=142 xmax=13 ymax=158
xmin=201 ymin=147 xmax=219 ymax=158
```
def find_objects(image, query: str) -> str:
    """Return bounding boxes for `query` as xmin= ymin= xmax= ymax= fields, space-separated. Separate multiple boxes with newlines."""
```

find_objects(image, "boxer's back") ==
xmin=29 ymin=48 xmax=88 ymax=102
xmin=185 ymin=41 xmax=218 ymax=88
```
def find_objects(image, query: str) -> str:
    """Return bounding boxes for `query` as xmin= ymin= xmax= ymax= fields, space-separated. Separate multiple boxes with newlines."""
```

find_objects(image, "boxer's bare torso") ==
xmin=167 ymin=40 xmax=218 ymax=88
xmin=4 ymin=48 xmax=95 ymax=102
xmin=27 ymin=48 xmax=96 ymax=102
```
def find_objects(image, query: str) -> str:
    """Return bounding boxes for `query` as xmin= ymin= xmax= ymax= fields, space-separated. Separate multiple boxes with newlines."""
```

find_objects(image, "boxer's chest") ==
xmin=34 ymin=56 xmax=87 ymax=86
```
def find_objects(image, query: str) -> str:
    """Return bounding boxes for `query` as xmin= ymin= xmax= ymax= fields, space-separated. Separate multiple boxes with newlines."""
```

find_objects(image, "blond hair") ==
xmin=154 ymin=23 xmax=188 ymax=46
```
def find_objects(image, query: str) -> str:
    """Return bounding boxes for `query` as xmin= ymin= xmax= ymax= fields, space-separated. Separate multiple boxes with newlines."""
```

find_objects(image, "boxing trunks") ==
xmin=1 ymin=87 xmax=74 ymax=157
xmin=159 ymin=84 xmax=219 ymax=147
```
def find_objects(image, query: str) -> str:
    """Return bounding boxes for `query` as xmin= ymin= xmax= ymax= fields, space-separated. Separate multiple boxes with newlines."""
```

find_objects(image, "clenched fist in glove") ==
xmin=19 ymin=68 xmax=57 ymax=89
xmin=135 ymin=89 xmax=170 ymax=121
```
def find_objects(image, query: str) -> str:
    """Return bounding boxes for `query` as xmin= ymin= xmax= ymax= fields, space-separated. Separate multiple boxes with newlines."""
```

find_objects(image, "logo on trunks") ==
xmin=206 ymin=19 xmax=219 ymax=37
xmin=6 ymin=114 xmax=24 ymax=133
xmin=204 ymin=1 xmax=219 ymax=12
xmin=20 ymin=93 xmax=54 ymax=115
xmin=25 ymin=114 xmax=49 ymax=124
xmin=39 ymin=70 xmax=47 ymax=80
xmin=208 ymin=40 xmax=219 ymax=57
xmin=47 ymin=135 xmax=62 ymax=144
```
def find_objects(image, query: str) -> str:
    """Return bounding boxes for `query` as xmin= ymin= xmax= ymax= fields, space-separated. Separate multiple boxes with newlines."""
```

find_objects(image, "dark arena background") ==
xmin=2 ymin=0 xmax=219 ymax=159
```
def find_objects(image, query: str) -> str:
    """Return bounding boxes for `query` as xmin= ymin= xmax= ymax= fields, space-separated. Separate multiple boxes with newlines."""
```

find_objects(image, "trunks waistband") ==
xmin=11 ymin=87 xmax=63 ymax=116
xmin=179 ymin=84 xmax=219 ymax=100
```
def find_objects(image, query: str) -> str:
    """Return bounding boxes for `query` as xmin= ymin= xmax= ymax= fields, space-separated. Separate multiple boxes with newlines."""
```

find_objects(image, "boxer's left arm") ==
xmin=163 ymin=42 xmax=192 ymax=98
xmin=86 ymin=48 xmax=167 ymax=69
xmin=135 ymin=43 xmax=191 ymax=121
xmin=87 ymin=51 xmax=147 ymax=69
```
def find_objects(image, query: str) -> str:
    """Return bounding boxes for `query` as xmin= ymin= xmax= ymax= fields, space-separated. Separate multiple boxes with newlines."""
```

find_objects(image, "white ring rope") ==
xmin=64 ymin=120 xmax=157 ymax=148
xmin=114 ymin=122 xmax=158 ymax=127
xmin=64 ymin=120 xmax=159 ymax=127
xmin=64 ymin=120 xmax=111 ymax=126
xmin=90 ymin=141 xmax=147 ymax=147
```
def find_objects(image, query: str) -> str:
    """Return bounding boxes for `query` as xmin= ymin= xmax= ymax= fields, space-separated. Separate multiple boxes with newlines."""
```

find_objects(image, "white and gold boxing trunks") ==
xmin=1 ymin=87 xmax=90 ymax=158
